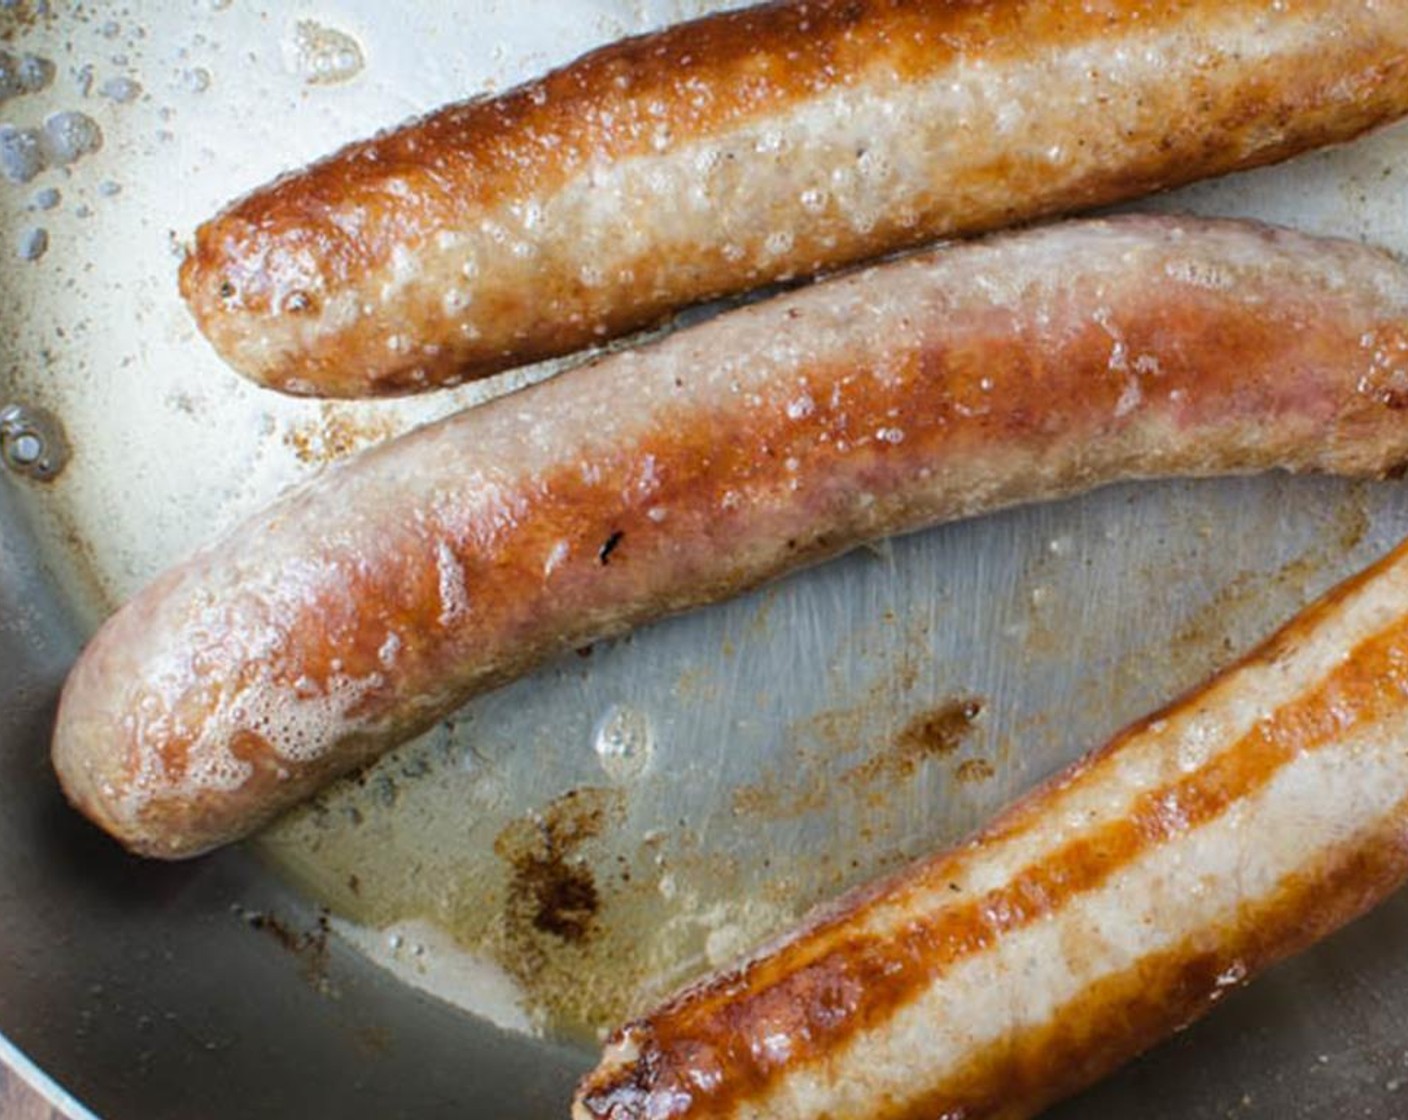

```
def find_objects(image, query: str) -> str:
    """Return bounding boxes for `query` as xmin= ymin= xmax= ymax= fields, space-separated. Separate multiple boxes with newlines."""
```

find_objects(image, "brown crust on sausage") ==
xmin=180 ymin=0 xmax=1408 ymax=396
xmin=894 ymin=811 xmax=1408 ymax=1120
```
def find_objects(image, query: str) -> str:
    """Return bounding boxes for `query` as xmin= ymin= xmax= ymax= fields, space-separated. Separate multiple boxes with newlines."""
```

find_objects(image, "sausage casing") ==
xmin=180 ymin=0 xmax=1408 ymax=396
xmin=57 ymin=216 xmax=1408 ymax=857
xmin=574 ymin=530 xmax=1408 ymax=1120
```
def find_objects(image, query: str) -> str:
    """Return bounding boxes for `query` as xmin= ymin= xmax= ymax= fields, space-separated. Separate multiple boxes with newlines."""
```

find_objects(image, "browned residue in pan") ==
xmin=494 ymin=787 xmax=624 ymax=946
xmin=954 ymin=758 xmax=996 ymax=784
xmin=282 ymin=402 xmax=400 ymax=465
xmin=732 ymin=692 xmax=987 ymax=819
xmin=898 ymin=699 xmax=984 ymax=756
xmin=0 ymin=2 xmax=49 ymax=40
xmin=238 ymin=905 xmax=335 ymax=992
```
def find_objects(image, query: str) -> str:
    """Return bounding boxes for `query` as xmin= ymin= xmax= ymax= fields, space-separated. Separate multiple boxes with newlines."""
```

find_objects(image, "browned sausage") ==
xmin=57 ymin=215 xmax=1408 ymax=857
xmin=180 ymin=0 xmax=1408 ymax=397
xmin=574 ymin=530 xmax=1408 ymax=1120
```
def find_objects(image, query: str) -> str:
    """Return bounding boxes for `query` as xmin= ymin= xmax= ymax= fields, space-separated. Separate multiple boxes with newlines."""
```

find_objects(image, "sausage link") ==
xmin=574 ymin=525 xmax=1408 ymax=1120
xmin=180 ymin=0 xmax=1408 ymax=397
xmin=57 ymin=215 xmax=1408 ymax=857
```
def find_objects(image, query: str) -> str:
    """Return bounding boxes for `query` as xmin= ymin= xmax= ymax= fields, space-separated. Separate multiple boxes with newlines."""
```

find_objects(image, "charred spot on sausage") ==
xmin=599 ymin=530 xmax=624 ymax=565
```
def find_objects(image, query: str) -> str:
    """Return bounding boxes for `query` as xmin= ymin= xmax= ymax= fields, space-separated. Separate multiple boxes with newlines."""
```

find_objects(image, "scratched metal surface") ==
xmin=7 ymin=1 xmax=1408 ymax=1117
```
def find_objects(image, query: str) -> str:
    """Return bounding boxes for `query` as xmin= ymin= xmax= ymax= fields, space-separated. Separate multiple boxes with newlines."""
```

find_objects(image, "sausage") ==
xmin=55 ymin=215 xmax=1408 ymax=858
xmin=572 ymin=530 xmax=1408 ymax=1120
xmin=179 ymin=0 xmax=1408 ymax=398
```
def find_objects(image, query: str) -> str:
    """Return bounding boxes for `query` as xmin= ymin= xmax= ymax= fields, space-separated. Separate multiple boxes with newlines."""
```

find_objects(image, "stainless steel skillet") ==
xmin=8 ymin=2 xmax=1408 ymax=1116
